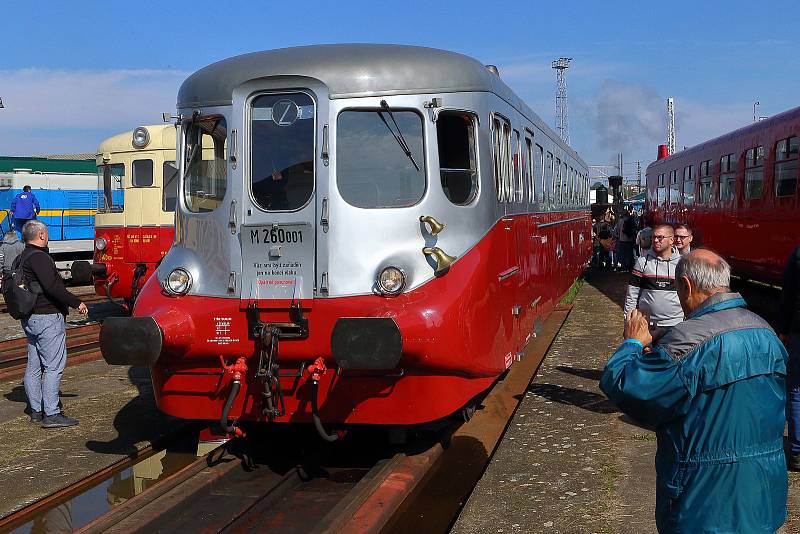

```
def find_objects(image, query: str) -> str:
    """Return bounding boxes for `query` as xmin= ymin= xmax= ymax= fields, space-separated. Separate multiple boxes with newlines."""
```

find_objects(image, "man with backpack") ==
xmin=10 ymin=220 xmax=87 ymax=428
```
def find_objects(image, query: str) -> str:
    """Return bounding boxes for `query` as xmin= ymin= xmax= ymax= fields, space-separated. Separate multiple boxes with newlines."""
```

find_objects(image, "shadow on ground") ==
xmin=528 ymin=383 xmax=619 ymax=414
xmin=85 ymin=366 xmax=180 ymax=455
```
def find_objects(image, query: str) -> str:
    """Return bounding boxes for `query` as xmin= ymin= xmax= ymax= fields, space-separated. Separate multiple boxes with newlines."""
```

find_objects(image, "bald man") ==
xmin=601 ymin=249 xmax=788 ymax=533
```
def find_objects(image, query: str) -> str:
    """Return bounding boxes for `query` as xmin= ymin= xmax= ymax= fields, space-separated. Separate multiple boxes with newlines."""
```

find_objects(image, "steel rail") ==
xmin=0 ymin=323 xmax=102 ymax=380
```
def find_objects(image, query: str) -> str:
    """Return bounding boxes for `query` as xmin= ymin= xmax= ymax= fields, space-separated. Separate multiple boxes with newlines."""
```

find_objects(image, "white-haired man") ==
xmin=601 ymin=249 xmax=788 ymax=532
xmin=17 ymin=220 xmax=87 ymax=428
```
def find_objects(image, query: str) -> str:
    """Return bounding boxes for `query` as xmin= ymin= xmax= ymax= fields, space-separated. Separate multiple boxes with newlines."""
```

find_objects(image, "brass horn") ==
xmin=419 ymin=215 xmax=446 ymax=235
xmin=423 ymin=246 xmax=457 ymax=275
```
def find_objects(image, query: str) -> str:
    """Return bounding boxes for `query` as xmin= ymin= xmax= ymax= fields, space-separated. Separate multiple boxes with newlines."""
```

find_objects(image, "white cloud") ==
xmin=0 ymin=68 xmax=187 ymax=155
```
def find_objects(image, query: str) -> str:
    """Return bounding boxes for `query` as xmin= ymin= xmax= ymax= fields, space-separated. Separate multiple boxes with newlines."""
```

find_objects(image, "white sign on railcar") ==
xmin=241 ymin=223 xmax=314 ymax=301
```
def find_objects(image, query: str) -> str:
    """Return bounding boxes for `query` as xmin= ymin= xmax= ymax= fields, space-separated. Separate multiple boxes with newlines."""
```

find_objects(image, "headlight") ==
xmin=377 ymin=266 xmax=405 ymax=295
xmin=132 ymin=127 xmax=150 ymax=149
xmin=164 ymin=268 xmax=192 ymax=295
xmin=94 ymin=237 xmax=107 ymax=251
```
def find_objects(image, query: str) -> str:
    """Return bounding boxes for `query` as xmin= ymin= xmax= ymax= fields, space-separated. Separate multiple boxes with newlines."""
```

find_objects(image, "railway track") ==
xmin=0 ymin=292 xmax=107 ymax=314
xmin=0 ymin=323 xmax=102 ymax=380
xmin=0 ymin=306 xmax=573 ymax=533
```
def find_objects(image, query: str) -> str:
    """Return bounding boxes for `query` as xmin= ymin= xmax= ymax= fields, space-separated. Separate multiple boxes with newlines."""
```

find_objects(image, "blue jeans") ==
xmin=13 ymin=218 xmax=32 ymax=238
xmin=787 ymin=333 xmax=800 ymax=455
xmin=22 ymin=313 xmax=67 ymax=416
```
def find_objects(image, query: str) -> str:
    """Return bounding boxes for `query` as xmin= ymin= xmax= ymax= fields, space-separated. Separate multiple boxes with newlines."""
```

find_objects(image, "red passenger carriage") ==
xmin=646 ymin=106 xmax=800 ymax=283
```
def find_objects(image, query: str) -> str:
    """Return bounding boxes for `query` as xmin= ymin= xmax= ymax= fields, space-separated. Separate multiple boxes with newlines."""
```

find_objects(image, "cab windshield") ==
xmin=97 ymin=163 xmax=124 ymax=213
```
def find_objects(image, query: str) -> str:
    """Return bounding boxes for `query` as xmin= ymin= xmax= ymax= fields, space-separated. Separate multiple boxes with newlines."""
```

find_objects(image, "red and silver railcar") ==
xmin=646 ymin=106 xmax=800 ymax=283
xmin=101 ymin=45 xmax=591 ymax=435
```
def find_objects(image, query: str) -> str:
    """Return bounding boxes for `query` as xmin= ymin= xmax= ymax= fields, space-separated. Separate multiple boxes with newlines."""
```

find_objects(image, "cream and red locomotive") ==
xmin=101 ymin=45 xmax=591 ymax=436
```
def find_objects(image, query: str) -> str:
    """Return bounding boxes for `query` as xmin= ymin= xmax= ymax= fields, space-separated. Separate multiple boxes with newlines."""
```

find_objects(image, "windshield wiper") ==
xmin=377 ymin=100 xmax=421 ymax=172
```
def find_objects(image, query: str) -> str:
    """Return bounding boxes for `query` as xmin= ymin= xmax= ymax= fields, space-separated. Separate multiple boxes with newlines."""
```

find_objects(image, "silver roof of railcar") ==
xmin=177 ymin=44 xmax=584 ymax=165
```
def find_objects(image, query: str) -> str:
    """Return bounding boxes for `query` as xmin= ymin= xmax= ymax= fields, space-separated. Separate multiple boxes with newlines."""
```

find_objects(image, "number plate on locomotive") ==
xmin=241 ymin=223 xmax=314 ymax=300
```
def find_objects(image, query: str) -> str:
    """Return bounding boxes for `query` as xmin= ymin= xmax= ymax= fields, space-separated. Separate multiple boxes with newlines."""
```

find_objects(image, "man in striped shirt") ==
xmin=623 ymin=223 xmax=684 ymax=342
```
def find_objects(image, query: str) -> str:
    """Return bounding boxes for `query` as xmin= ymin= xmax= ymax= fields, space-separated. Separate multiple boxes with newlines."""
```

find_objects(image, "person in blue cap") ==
xmin=10 ymin=185 xmax=40 ymax=237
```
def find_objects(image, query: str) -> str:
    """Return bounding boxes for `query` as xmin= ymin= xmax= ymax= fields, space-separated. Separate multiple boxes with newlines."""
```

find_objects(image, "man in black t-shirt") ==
xmin=18 ymin=220 xmax=87 ymax=428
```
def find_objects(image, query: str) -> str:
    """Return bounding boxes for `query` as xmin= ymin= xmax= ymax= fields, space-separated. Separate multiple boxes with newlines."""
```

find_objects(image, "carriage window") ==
xmin=545 ymin=151 xmax=554 ymax=209
xmin=775 ymin=136 xmax=799 ymax=197
xmin=525 ymin=137 xmax=534 ymax=203
xmin=683 ymin=165 xmax=695 ymax=206
xmin=535 ymin=144 xmax=544 ymax=204
xmin=338 ymin=108 xmax=424 ymax=209
xmin=162 ymin=161 xmax=179 ymax=212
xmin=719 ymin=153 xmax=736 ymax=203
xmin=184 ymin=115 xmax=227 ymax=213
xmin=252 ymin=93 xmax=314 ymax=211
xmin=513 ymin=130 xmax=523 ymax=203
xmin=744 ymin=146 xmax=764 ymax=199
xmin=437 ymin=112 xmax=477 ymax=205
xmin=554 ymin=158 xmax=562 ymax=206
xmin=491 ymin=116 xmax=513 ymax=203
xmin=97 ymin=163 xmax=124 ymax=213
xmin=669 ymin=169 xmax=679 ymax=205
xmin=132 ymin=159 xmax=154 ymax=187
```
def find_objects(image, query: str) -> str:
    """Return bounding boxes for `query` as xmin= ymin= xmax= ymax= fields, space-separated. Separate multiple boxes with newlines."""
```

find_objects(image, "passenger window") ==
xmin=545 ymin=152 xmax=554 ymax=209
xmin=183 ymin=115 xmax=228 ymax=213
xmin=253 ymin=93 xmax=315 ymax=211
xmin=535 ymin=144 xmax=544 ymax=204
xmin=744 ymin=146 xmax=764 ymax=199
xmin=699 ymin=160 xmax=712 ymax=204
xmin=437 ymin=112 xmax=477 ymax=205
xmin=683 ymin=165 xmax=695 ymax=205
xmin=514 ymin=130 xmax=523 ymax=203
xmin=719 ymin=153 xmax=736 ymax=203
xmin=491 ymin=116 xmax=513 ymax=203
xmin=132 ymin=159 xmax=154 ymax=187
xmin=162 ymin=161 xmax=179 ymax=212
xmin=775 ymin=136 xmax=799 ymax=198
xmin=669 ymin=170 xmax=679 ymax=206
xmin=525 ymin=137 xmax=534 ymax=203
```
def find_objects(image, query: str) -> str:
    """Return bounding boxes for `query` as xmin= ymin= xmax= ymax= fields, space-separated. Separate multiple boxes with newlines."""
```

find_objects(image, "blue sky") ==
xmin=1 ymin=0 xmax=798 ymax=180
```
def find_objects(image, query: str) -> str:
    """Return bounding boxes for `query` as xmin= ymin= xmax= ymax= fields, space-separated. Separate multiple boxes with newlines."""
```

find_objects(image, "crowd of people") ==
xmin=595 ymin=210 xmax=800 ymax=532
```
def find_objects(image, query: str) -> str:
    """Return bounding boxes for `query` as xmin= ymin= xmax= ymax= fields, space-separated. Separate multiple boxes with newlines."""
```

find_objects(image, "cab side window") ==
xmin=437 ymin=112 xmax=478 ymax=205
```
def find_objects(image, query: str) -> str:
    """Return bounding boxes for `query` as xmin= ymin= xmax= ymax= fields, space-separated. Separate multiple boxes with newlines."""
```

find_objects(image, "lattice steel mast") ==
xmin=667 ymin=97 xmax=676 ymax=155
xmin=552 ymin=58 xmax=572 ymax=144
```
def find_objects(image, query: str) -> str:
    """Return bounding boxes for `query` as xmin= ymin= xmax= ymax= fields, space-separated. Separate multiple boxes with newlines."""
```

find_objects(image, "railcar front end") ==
xmin=73 ymin=126 xmax=177 ymax=303
xmin=100 ymin=45 xmax=590 ymax=432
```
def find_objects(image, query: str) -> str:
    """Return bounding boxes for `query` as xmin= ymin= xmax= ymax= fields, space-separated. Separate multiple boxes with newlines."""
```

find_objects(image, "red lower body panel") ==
xmin=132 ymin=213 xmax=590 ymax=425
xmin=93 ymin=226 xmax=174 ymax=300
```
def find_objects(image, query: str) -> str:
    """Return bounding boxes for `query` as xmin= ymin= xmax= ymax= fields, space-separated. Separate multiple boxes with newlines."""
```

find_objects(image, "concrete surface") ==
xmin=451 ymin=269 xmax=800 ymax=534
xmin=0 ymin=360 xmax=187 ymax=518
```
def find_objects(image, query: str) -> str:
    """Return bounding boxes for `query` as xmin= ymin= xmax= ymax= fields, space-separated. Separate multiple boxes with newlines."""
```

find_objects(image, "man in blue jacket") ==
xmin=600 ymin=249 xmax=788 ymax=533
xmin=10 ymin=185 xmax=40 ymax=237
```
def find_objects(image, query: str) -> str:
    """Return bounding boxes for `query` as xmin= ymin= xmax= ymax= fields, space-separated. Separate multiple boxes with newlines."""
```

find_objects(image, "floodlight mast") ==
xmin=552 ymin=58 xmax=572 ymax=144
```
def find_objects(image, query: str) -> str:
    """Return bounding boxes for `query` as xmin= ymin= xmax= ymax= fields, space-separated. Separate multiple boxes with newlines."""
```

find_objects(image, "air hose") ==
xmin=311 ymin=379 xmax=339 ymax=442
xmin=220 ymin=379 xmax=241 ymax=434
xmin=307 ymin=357 xmax=339 ymax=442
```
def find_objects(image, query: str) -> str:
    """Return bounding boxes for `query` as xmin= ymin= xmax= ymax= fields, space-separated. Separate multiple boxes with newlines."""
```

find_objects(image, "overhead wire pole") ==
xmin=552 ymin=58 xmax=572 ymax=144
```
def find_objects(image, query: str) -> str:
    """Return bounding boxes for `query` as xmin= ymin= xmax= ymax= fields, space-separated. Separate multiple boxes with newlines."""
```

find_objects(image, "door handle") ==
xmin=229 ymin=200 xmax=237 ymax=234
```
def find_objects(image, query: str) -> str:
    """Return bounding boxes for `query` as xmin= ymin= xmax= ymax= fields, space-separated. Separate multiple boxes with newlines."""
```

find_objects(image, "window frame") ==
xmin=774 ymin=136 xmax=799 ymax=198
xmin=436 ymin=110 xmax=479 ymax=206
xmin=132 ymin=158 xmax=154 ymax=188
xmin=336 ymin=105 xmax=427 ymax=210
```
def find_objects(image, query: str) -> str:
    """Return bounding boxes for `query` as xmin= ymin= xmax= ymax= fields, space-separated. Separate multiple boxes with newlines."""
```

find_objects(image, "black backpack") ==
xmin=1 ymin=250 xmax=41 ymax=320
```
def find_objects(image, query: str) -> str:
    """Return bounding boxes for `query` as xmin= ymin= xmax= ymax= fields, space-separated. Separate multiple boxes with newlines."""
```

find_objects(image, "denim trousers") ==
xmin=787 ymin=333 xmax=800 ymax=455
xmin=22 ymin=313 xmax=67 ymax=416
